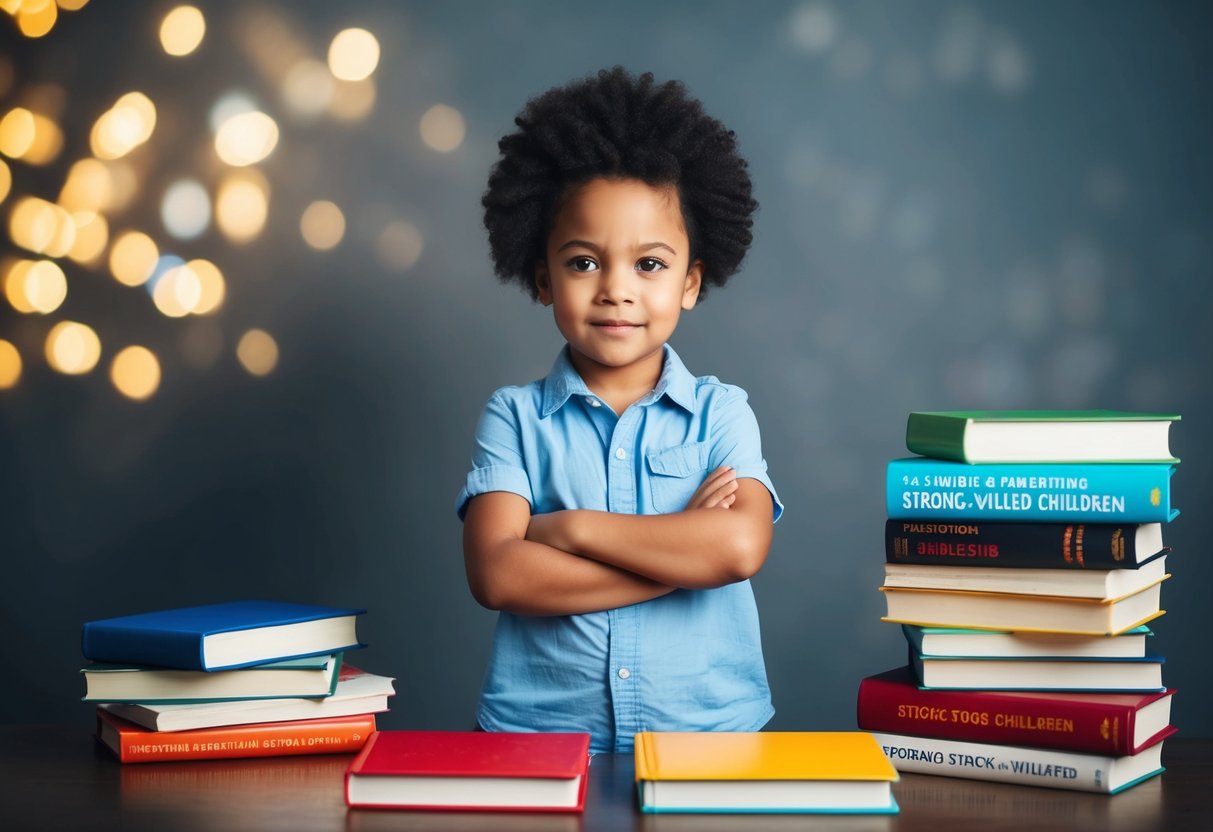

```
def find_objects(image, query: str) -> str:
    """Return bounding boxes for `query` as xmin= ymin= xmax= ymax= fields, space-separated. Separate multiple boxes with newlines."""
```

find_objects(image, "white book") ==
xmin=99 ymin=664 xmax=394 ymax=732
xmin=883 ymin=555 xmax=1167 ymax=600
xmin=902 ymin=624 xmax=1152 ymax=659
xmin=871 ymin=731 xmax=1168 ymax=794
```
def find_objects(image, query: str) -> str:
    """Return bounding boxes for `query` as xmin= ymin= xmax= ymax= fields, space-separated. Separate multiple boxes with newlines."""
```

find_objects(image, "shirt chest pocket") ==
xmin=646 ymin=441 xmax=710 ymax=514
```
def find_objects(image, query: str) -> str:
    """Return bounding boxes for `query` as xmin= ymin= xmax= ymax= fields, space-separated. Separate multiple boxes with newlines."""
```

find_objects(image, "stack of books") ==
xmin=82 ymin=600 xmax=395 ymax=763
xmin=860 ymin=410 xmax=1180 ymax=794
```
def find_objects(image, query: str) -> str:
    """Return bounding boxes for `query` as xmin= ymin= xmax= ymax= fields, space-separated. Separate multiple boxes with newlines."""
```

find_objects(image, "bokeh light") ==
xmin=159 ymin=5 xmax=206 ymax=57
xmin=0 ymin=107 xmax=61 ymax=164
xmin=214 ymin=110 xmax=280 ymax=167
xmin=110 ymin=345 xmax=161 ymax=399
xmin=789 ymin=3 xmax=840 ymax=54
xmin=300 ymin=200 xmax=345 ymax=250
xmin=327 ymin=28 xmax=380 ymax=82
xmin=215 ymin=169 xmax=269 ymax=243
xmin=0 ymin=339 xmax=21 ymax=389
xmin=15 ymin=0 xmax=57 ymax=38
xmin=45 ymin=320 xmax=101 ymax=375
xmin=160 ymin=179 xmax=211 ymax=240
xmin=21 ymin=259 xmax=68 ymax=314
xmin=19 ymin=111 xmax=64 ymax=165
xmin=108 ymin=230 xmax=160 ymax=287
xmin=66 ymin=211 xmax=109 ymax=265
xmin=0 ymin=158 xmax=10 ymax=203
xmin=281 ymin=59 xmax=334 ymax=118
xmin=102 ymin=159 xmax=140 ymax=214
xmin=186 ymin=258 xmax=225 ymax=315
xmin=419 ymin=104 xmax=465 ymax=153
xmin=151 ymin=260 xmax=202 ymax=318
xmin=90 ymin=92 xmax=157 ymax=160
xmin=8 ymin=196 xmax=75 ymax=256
xmin=328 ymin=78 xmax=376 ymax=121
xmin=58 ymin=157 xmax=114 ymax=213
xmin=208 ymin=91 xmax=258 ymax=133
xmin=4 ymin=259 xmax=38 ymax=313
xmin=0 ymin=108 xmax=36 ymax=159
xmin=236 ymin=328 xmax=278 ymax=376
xmin=376 ymin=219 xmax=424 ymax=272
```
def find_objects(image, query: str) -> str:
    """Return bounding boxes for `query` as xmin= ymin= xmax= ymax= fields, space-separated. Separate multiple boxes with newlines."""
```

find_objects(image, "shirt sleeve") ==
xmin=708 ymin=386 xmax=784 ymax=523
xmin=455 ymin=390 xmax=534 ymax=521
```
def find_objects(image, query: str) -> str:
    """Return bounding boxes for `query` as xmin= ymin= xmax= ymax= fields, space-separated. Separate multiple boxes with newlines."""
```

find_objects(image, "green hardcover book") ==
xmin=906 ymin=411 xmax=1179 ymax=464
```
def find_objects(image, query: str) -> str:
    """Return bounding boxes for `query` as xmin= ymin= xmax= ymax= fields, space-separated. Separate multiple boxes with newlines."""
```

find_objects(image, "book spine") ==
xmin=886 ymin=460 xmax=1176 ymax=523
xmin=905 ymin=413 xmax=970 ymax=462
xmin=884 ymin=519 xmax=1157 ymax=569
xmin=103 ymin=712 xmax=376 ymax=763
xmin=857 ymin=675 xmax=1139 ymax=754
xmin=870 ymin=732 xmax=1144 ymax=793
xmin=82 ymin=623 xmax=205 ymax=671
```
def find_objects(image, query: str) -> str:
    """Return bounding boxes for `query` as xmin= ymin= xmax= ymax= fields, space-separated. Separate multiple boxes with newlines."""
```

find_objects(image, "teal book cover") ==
xmin=886 ymin=459 xmax=1178 ymax=523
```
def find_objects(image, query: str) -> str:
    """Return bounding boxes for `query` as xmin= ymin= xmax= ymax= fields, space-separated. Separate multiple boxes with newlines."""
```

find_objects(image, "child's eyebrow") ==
xmin=555 ymin=240 xmax=678 ymax=255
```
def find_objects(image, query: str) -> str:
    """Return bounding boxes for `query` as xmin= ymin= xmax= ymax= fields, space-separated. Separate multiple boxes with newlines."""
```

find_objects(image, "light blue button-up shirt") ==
xmin=456 ymin=344 xmax=783 ymax=753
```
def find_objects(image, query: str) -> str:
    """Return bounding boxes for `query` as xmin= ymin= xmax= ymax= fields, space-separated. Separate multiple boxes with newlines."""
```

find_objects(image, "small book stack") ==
xmin=861 ymin=410 xmax=1181 ymax=794
xmin=82 ymin=600 xmax=395 ymax=763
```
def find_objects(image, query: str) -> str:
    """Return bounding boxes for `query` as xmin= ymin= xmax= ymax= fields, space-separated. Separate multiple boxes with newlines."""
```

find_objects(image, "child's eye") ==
xmin=566 ymin=256 xmax=598 ymax=272
xmin=636 ymin=257 xmax=667 ymax=273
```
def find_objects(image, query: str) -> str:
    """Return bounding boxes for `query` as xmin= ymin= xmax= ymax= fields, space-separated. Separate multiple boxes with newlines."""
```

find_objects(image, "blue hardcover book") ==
xmin=886 ymin=459 xmax=1178 ymax=523
xmin=81 ymin=600 xmax=366 ymax=671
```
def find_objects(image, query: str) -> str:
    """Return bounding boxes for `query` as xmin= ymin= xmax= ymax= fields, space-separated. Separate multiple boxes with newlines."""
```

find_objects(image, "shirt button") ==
xmin=615 ymin=448 xmax=626 ymax=460
xmin=588 ymin=398 xmax=601 ymax=408
xmin=617 ymin=668 xmax=631 ymax=680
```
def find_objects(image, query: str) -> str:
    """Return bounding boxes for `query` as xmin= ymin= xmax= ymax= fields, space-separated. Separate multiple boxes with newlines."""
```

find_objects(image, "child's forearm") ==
xmin=463 ymin=492 xmax=676 ymax=616
xmin=526 ymin=478 xmax=774 ymax=590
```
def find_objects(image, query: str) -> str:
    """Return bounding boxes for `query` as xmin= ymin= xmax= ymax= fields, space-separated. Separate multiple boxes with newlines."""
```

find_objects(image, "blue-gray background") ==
xmin=3 ymin=1 xmax=1210 ymax=735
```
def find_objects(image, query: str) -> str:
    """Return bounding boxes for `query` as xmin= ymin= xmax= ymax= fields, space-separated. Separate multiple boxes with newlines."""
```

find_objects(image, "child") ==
xmin=456 ymin=67 xmax=783 ymax=754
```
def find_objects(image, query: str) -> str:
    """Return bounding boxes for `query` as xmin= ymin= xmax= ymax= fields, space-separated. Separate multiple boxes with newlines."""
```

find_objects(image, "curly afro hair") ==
xmin=482 ymin=66 xmax=758 ymax=302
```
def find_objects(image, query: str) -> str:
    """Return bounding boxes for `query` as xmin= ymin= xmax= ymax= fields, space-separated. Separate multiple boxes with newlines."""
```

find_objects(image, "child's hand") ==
xmin=685 ymin=465 xmax=738 ymax=510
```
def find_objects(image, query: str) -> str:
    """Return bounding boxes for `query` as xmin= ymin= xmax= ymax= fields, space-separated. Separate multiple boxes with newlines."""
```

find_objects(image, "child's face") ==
xmin=535 ymin=177 xmax=702 ymax=385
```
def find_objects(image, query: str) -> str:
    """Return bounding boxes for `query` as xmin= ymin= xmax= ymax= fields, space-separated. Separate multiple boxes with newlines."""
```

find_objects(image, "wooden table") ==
xmin=0 ymin=727 xmax=1208 ymax=831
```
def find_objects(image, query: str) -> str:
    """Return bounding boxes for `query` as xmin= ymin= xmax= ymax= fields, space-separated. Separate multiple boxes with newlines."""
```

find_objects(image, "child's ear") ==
xmin=681 ymin=260 xmax=703 ymax=310
xmin=534 ymin=261 xmax=553 ymax=306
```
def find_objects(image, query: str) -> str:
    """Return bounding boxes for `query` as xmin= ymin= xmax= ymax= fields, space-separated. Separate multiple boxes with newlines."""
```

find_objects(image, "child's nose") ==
xmin=598 ymin=264 xmax=635 ymax=304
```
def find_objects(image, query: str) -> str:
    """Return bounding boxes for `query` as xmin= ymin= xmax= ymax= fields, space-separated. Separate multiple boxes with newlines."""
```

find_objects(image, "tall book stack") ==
xmin=859 ymin=411 xmax=1180 ymax=794
xmin=81 ymin=600 xmax=396 ymax=763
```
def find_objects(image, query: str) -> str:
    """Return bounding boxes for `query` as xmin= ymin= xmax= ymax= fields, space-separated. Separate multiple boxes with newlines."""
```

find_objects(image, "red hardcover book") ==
xmin=856 ymin=666 xmax=1175 ymax=755
xmin=344 ymin=730 xmax=591 ymax=812
xmin=96 ymin=707 xmax=375 ymax=763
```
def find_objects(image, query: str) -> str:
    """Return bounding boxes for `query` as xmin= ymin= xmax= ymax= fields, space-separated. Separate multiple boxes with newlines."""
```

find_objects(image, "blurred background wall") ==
xmin=2 ymin=1 xmax=1210 ymax=735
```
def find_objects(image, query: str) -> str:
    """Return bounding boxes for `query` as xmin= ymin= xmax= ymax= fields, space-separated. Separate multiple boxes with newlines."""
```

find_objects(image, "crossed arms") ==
xmin=463 ymin=466 xmax=774 ymax=616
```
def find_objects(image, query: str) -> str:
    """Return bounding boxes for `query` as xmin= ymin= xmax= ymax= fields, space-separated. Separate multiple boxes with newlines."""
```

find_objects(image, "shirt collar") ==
xmin=540 ymin=344 xmax=697 ymax=417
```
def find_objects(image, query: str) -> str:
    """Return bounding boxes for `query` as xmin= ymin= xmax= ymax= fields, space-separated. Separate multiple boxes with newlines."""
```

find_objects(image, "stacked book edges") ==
xmin=82 ymin=600 xmax=394 ymax=763
xmin=867 ymin=410 xmax=1181 ymax=793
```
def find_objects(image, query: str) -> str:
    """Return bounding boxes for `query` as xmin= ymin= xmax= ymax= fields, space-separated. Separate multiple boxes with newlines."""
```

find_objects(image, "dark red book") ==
xmin=344 ymin=730 xmax=591 ymax=812
xmin=856 ymin=666 xmax=1175 ymax=755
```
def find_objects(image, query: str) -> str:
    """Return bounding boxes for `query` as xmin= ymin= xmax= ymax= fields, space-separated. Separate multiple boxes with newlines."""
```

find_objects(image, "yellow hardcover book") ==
xmin=634 ymin=731 xmax=899 ymax=814
xmin=880 ymin=576 xmax=1169 ymax=636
